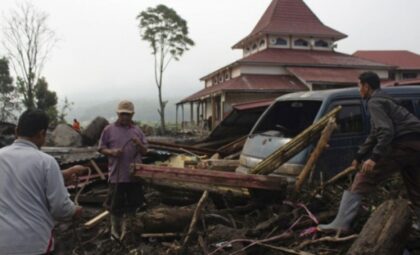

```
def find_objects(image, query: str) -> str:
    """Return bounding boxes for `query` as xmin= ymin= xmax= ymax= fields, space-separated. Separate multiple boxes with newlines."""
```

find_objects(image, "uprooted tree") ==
xmin=137 ymin=4 xmax=194 ymax=134
xmin=2 ymin=2 xmax=58 ymax=111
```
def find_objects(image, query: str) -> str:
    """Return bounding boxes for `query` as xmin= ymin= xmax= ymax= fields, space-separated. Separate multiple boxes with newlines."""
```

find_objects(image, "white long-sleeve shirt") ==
xmin=0 ymin=139 xmax=76 ymax=255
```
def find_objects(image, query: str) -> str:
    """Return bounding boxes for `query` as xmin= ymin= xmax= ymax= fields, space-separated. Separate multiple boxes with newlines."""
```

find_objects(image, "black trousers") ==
xmin=104 ymin=182 xmax=144 ymax=216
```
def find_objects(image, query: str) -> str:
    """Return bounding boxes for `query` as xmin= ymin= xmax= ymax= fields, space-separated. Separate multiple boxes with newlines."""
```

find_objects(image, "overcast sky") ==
xmin=1 ymin=0 xmax=420 ymax=107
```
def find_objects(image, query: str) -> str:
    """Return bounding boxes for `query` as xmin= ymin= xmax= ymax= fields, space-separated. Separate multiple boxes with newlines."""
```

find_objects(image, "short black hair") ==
xmin=359 ymin=71 xmax=380 ymax=90
xmin=16 ymin=110 xmax=49 ymax=137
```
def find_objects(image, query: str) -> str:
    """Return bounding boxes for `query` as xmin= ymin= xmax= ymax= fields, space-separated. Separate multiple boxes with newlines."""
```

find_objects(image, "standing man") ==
xmin=319 ymin=72 xmax=420 ymax=232
xmin=0 ymin=110 xmax=85 ymax=254
xmin=99 ymin=100 xmax=148 ymax=240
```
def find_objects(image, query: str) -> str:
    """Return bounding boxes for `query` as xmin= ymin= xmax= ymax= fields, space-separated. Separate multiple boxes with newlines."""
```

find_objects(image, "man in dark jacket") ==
xmin=319 ymin=71 xmax=420 ymax=232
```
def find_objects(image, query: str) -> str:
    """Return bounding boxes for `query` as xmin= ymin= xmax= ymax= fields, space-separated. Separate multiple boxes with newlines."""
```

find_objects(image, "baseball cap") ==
xmin=117 ymin=100 xmax=134 ymax=114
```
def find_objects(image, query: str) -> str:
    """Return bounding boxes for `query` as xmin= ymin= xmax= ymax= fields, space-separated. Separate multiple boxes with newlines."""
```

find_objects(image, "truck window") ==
xmin=335 ymin=104 xmax=363 ymax=134
xmin=399 ymin=100 xmax=415 ymax=114
xmin=253 ymin=100 xmax=322 ymax=137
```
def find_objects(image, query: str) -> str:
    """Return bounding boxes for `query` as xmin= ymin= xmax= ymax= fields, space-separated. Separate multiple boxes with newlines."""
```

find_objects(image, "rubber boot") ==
xmin=110 ymin=214 xmax=122 ymax=241
xmin=120 ymin=215 xmax=128 ymax=241
xmin=318 ymin=190 xmax=362 ymax=232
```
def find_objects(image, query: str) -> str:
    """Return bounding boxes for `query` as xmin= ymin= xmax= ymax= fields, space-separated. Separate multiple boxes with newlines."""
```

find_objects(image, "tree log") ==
xmin=347 ymin=199 xmax=412 ymax=255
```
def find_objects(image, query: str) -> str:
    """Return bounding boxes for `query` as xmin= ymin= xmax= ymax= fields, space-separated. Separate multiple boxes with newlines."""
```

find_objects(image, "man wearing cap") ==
xmin=99 ymin=100 xmax=148 ymax=240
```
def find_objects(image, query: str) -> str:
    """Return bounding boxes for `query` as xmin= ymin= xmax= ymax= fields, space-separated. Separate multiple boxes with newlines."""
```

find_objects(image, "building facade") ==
xmin=177 ymin=0 xmax=390 ymax=129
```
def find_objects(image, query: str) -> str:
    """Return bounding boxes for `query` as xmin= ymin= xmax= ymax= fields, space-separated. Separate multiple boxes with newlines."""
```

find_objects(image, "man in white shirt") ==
xmin=0 ymin=110 xmax=85 ymax=255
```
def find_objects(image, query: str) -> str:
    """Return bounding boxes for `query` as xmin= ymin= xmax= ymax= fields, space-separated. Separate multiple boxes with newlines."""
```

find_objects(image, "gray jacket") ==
xmin=356 ymin=89 xmax=420 ymax=162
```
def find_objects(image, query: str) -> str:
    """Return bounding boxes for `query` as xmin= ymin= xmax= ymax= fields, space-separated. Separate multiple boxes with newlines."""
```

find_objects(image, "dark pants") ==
xmin=105 ymin=182 xmax=144 ymax=216
xmin=351 ymin=140 xmax=420 ymax=208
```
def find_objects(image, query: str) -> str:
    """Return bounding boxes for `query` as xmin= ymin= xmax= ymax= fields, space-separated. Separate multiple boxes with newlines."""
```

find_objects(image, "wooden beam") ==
xmin=133 ymin=164 xmax=286 ymax=191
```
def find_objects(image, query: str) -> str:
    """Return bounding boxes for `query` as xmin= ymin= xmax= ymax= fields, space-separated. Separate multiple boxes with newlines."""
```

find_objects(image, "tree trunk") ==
xmin=347 ymin=199 xmax=412 ymax=255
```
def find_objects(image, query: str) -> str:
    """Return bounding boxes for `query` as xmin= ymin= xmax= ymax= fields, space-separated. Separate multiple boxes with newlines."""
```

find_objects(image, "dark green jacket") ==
xmin=356 ymin=89 xmax=420 ymax=162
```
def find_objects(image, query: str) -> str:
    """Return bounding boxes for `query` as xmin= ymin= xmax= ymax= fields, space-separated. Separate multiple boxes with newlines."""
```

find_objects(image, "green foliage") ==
xmin=34 ymin=77 xmax=58 ymax=124
xmin=137 ymin=4 xmax=194 ymax=134
xmin=137 ymin=4 xmax=195 ymax=60
xmin=0 ymin=57 xmax=19 ymax=122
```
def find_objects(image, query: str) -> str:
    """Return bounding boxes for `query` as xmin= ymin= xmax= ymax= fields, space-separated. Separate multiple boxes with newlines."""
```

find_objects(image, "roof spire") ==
xmin=233 ymin=0 xmax=347 ymax=49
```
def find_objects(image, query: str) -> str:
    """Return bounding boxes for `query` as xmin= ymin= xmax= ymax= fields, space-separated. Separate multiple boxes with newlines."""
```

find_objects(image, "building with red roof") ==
xmin=353 ymin=50 xmax=420 ymax=86
xmin=177 ymin=0 xmax=391 ymax=129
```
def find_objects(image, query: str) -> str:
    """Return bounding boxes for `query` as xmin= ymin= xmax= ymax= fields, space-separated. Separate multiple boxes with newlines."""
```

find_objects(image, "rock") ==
xmin=82 ymin=117 xmax=109 ymax=146
xmin=51 ymin=124 xmax=83 ymax=147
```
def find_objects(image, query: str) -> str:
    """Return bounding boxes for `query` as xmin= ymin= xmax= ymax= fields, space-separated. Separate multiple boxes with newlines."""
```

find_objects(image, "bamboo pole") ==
xmin=295 ymin=117 xmax=337 ymax=192
xmin=250 ymin=106 xmax=341 ymax=175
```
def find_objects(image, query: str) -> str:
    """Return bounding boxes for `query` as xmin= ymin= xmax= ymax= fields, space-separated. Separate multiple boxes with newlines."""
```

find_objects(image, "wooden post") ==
xmin=176 ymin=104 xmax=179 ymax=132
xmin=295 ymin=117 xmax=337 ymax=192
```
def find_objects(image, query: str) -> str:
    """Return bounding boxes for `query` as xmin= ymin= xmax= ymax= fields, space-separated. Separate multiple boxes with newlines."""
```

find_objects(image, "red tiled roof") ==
xmin=353 ymin=51 xmax=420 ymax=70
xmin=179 ymin=75 xmax=307 ymax=103
xmin=287 ymin=67 xmax=363 ymax=84
xmin=233 ymin=0 xmax=347 ymax=48
xmin=240 ymin=49 xmax=390 ymax=68
xmin=382 ymin=79 xmax=420 ymax=87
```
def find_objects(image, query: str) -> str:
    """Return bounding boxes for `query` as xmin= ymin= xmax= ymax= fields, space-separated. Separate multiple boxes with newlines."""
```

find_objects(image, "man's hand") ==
xmin=361 ymin=159 xmax=376 ymax=174
xmin=62 ymin=165 xmax=89 ymax=186
xmin=109 ymin=148 xmax=123 ymax=157
xmin=73 ymin=206 xmax=83 ymax=220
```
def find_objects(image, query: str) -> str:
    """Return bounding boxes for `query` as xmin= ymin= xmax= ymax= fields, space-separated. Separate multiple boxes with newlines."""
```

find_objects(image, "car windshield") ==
xmin=252 ymin=100 xmax=322 ymax=138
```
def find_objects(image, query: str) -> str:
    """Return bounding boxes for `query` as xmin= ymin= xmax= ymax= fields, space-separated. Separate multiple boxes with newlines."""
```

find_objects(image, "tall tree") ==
xmin=137 ymin=5 xmax=194 ymax=133
xmin=0 ymin=57 xmax=19 ymax=122
xmin=2 ymin=2 xmax=58 ymax=110
xmin=34 ymin=77 xmax=58 ymax=124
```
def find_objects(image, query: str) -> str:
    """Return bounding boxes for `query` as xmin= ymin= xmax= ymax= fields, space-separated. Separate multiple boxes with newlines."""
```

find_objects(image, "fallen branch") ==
xmin=182 ymin=190 xmax=209 ymax=250
xmin=258 ymin=243 xmax=315 ymax=255
xmin=297 ymin=234 xmax=358 ymax=249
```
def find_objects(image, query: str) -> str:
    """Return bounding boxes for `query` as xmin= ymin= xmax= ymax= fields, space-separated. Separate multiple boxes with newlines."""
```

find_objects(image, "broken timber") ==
xmin=250 ymin=106 xmax=341 ymax=175
xmin=133 ymin=164 xmax=286 ymax=191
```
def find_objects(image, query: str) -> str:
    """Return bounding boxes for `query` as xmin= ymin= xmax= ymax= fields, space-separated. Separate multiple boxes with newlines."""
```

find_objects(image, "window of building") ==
xmin=294 ymin=39 xmax=309 ymax=47
xmin=402 ymin=72 xmax=418 ymax=79
xmin=273 ymin=37 xmax=287 ymax=46
xmin=259 ymin=39 xmax=266 ymax=46
xmin=252 ymin=43 xmax=257 ymax=50
xmin=224 ymin=72 xmax=230 ymax=80
xmin=314 ymin=39 xmax=329 ymax=48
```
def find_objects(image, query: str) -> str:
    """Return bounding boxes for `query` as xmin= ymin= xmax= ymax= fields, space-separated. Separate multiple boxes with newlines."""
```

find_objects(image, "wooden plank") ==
xmin=133 ymin=164 xmax=286 ymax=191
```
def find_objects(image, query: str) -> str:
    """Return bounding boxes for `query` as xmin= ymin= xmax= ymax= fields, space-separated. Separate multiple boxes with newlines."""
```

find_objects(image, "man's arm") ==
xmin=45 ymin=158 xmax=81 ymax=220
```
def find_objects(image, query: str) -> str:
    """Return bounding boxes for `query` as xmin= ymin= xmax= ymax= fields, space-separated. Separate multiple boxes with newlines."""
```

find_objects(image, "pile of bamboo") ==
xmin=250 ymin=106 xmax=341 ymax=175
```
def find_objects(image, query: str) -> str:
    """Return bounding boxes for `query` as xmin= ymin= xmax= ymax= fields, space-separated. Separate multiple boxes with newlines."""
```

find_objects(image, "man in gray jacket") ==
xmin=319 ymin=71 xmax=420 ymax=232
xmin=0 ymin=110 xmax=85 ymax=254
